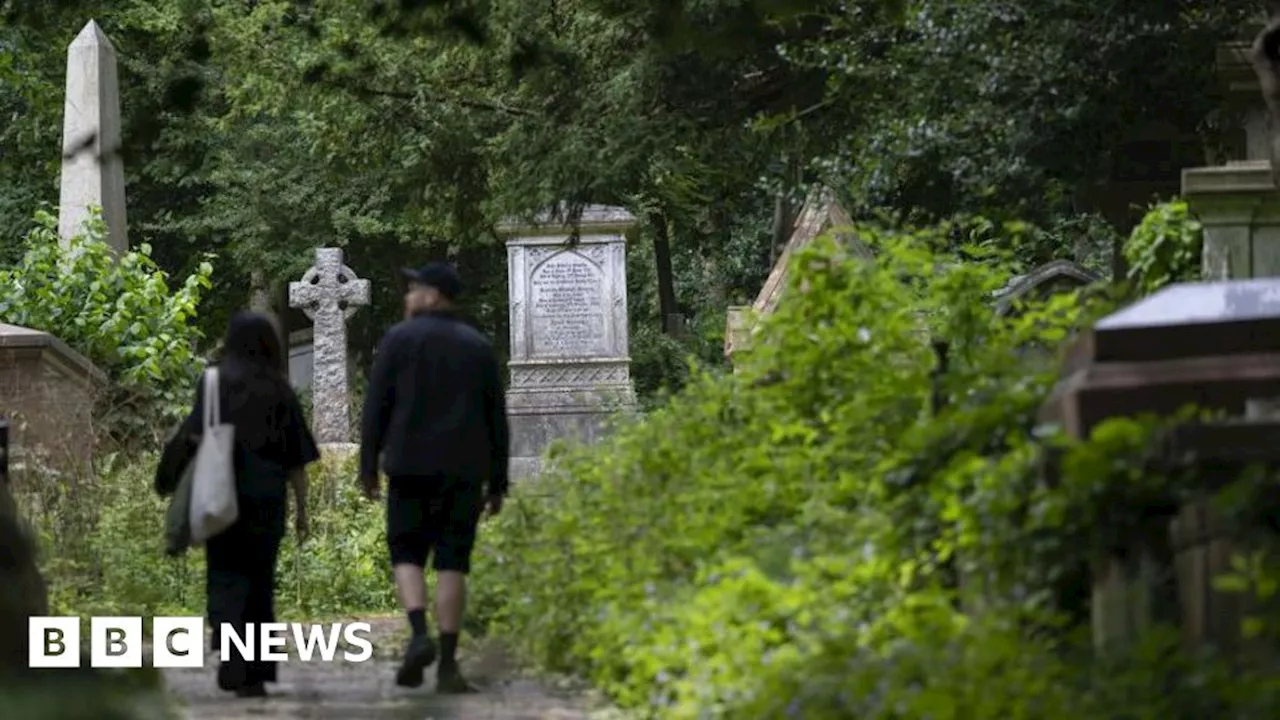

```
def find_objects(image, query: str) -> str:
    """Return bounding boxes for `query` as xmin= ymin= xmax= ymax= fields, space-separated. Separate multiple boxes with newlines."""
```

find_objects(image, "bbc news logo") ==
xmin=29 ymin=617 xmax=373 ymax=668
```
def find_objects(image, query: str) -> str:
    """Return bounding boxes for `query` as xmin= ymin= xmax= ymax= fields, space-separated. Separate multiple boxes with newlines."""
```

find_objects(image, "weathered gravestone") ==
xmin=288 ymin=248 xmax=370 ymax=449
xmin=993 ymin=259 xmax=1101 ymax=315
xmin=500 ymin=206 xmax=638 ymax=479
xmin=57 ymin=20 xmax=128 ymax=255
xmin=1043 ymin=277 xmax=1280 ymax=655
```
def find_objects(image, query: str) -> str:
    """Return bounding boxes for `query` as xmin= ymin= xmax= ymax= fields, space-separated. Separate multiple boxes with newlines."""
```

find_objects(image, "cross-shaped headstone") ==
xmin=288 ymin=248 xmax=370 ymax=445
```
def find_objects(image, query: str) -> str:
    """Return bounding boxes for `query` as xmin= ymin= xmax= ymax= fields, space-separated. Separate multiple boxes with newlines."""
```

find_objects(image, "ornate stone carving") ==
xmin=510 ymin=363 xmax=630 ymax=388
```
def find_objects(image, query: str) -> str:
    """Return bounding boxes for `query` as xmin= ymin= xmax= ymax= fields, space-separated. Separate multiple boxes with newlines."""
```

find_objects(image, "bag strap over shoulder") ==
xmin=203 ymin=367 xmax=220 ymax=430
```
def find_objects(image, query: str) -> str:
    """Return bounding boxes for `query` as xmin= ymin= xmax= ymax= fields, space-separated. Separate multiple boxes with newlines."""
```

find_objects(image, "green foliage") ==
xmin=1124 ymin=199 xmax=1203 ymax=295
xmin=19 ymin=452 xmax=397 ymax=623
xmin=0 ymin=210 xmax=213 ymax=449
xmin=475 ymin=224 xmax=1275 ymax=718
xmin=0 ymin=670 xmax=175 ymax=720
xmin=807 ymin=0 xmax=1252 ymax=250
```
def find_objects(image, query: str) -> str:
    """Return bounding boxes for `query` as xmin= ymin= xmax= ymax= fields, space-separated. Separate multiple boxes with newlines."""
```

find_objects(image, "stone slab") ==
xmin=507 ymin=243 xmax=631 ymax=365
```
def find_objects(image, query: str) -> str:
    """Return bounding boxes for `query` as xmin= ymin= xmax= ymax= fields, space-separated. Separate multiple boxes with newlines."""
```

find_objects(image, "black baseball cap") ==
xmin=401 ymin=262 xmax=463 ymax=300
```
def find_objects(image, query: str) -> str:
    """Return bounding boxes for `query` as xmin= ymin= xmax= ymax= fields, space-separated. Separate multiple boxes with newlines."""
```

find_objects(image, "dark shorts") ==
xmin=385 ymin=475 xmax=484 ymax=573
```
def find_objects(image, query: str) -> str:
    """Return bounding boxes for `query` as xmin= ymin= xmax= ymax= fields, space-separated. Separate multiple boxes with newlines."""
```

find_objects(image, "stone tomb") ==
xmin=1041 ymin=277 xmax=1280 ymax=654
xmin=0 ymin=324 xmax=103 ymax=481
xmin=501 ymin=206 xmax=637 ymax=479
xmin=724 ymin=187 xmax=871 ymax=364
xmin=1043 ymin=277 xmax=1280 ymax=438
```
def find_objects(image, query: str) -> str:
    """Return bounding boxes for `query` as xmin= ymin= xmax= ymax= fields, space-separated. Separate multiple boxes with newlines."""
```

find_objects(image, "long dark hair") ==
xmin=213 ymin=311 xmax=297 ymax=454
xmin=220 ymin=311 xmax=285 ymax=374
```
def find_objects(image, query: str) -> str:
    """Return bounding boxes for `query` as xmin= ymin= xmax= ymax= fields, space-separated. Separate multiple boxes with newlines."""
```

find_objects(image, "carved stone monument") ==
xmin=288 ymin=248 xmax=370 ymax=449
xmin=1183 ymin=42 xmax=1280 ymax=280
xmin=501 ymin=206 xmax=637 ymax=479
xmin=58 ymin=20 xmax=128 ymax=254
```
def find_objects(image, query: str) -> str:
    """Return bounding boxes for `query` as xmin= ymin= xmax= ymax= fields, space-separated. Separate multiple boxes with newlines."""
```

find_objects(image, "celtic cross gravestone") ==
xmin=288 ymin=248 xmax=370 ymax=446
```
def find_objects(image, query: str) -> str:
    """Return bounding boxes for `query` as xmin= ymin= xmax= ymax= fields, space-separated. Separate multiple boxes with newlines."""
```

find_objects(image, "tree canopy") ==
xmin=0 ymin=0 xmax=1266 ymax=390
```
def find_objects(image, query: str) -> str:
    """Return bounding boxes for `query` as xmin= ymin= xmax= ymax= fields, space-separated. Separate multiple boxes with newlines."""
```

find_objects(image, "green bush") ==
xmin=476 ymin=216 xmax=1278 ymax=718
xmin=0 ymin=209 xmax=214 ymax=450
xmin=1124 ymin=199 xmax=1202 ymax=295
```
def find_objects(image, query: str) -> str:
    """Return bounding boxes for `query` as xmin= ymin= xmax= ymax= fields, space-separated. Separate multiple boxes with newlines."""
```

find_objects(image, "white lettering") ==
xmin=342 ymin=623 xmax=373 ymax=662
xmin=220 ymin=623 xmax=254 ymax=662
xmin=259 ymin=623 xmax=289 ymax=661
xmin=292 ymin=623 xmax=342 ymax=661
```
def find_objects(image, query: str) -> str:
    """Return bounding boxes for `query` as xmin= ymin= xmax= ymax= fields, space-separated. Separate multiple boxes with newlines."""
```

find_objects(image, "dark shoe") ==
xmin=216 ymin=662 xmax=247 ymax=692
xmin=234 ymin=683 xmax=267 ymax=698
xmin=253 ymin=661 xmax=278 ymax=685
xmin=435 ymin=667 xmax=478 ymax=694
xmin=394 ymin=634 xmax=438 ymax=688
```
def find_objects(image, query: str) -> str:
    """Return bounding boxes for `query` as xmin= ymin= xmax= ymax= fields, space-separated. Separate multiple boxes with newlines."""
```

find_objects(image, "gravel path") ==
xmin=159 ymin=618 xmax=609 ymax=720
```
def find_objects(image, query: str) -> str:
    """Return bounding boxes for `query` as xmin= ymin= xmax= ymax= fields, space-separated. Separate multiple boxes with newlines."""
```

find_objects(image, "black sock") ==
xmin=439 ymin=632 xmax=459 ymax=671
xmin=407 ymin=609 xmax=428 ymax=637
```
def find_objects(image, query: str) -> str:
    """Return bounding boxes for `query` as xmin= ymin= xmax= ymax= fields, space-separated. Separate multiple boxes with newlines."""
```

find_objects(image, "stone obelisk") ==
xmin=58 ymin=20 xmax=128 ymax=255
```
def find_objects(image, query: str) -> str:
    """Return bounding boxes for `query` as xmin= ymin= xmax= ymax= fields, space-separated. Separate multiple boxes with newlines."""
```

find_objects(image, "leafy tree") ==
xmin=788 ymin=0 xmax=1258 ymax=262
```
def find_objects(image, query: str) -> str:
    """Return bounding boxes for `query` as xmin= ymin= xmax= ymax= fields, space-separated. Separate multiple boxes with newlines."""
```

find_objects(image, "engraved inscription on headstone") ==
xmin=530 ymin=251 xmax=608 ymax=358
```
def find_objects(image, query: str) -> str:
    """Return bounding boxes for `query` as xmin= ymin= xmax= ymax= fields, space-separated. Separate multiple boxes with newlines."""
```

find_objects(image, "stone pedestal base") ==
xmin=506 ymin=367 xmax=636 ymax=481
xmin=1183 ymin=161 xmax=1280 ymax=280
xmin=318 ymin=443 xmax=358 ymax=464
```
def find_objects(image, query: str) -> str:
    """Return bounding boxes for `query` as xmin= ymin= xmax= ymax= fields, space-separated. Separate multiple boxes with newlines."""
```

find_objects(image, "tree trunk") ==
xmin=1250 ymin=2 xmax=1280 ymax=187
xmin=250 ymin=269 xmax=289 ymax=378
xmin=650 ymin=211 xmax=681 ymax=335
xmin=249 ymin=268 xmax=271 ymax=313
xmin=769 ymin=162 xmax=803 ymax=266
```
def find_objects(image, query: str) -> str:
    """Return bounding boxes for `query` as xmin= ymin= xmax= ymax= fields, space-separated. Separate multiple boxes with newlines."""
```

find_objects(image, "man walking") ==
xmin=359 ymin=261 xmax=509 ymax=694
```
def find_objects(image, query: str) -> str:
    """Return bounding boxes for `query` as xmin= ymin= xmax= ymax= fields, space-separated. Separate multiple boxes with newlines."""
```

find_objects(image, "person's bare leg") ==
xmin=435 ymin=570 xmax=465 ymax=632
xmin=395 ymin=564 xmax=428 ymax=613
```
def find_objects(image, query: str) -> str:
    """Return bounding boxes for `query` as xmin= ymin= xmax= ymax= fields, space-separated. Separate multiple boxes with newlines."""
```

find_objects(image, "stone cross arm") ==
xmin=288 ymin=248 xmax=370 ymax=319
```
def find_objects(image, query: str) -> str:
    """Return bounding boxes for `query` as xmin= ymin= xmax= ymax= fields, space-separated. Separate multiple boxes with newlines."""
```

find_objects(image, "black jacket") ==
xmin=359 ymin=309 xmax=510 ymax=496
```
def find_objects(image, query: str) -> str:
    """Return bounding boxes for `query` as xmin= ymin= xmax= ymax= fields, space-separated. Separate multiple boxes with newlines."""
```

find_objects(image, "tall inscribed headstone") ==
xmin=58 ymin=20 xmax=128 ymax=254
xmin=501 ymin=206 xmax=637 ymax=479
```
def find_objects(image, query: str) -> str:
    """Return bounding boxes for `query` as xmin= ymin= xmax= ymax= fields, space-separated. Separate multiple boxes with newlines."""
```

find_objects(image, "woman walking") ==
xmin=155 ymin=311 xmax=319 ymax=697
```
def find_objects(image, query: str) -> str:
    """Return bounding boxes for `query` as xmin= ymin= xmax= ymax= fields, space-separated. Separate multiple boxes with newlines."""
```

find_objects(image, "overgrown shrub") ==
xmin=1124 ymin=199 xmax=1202 ymax=295
xmin=476 ymin=215 xmax=1279 ymax=718
xmin=0 ymin=209 xmax=214 ymax=450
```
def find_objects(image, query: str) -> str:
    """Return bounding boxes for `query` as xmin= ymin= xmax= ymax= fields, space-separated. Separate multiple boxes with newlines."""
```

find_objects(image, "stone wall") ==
xmin=0 ymin=324 xmax=103 ymax=482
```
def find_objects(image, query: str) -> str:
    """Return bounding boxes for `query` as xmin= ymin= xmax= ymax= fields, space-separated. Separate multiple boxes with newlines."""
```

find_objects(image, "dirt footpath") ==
xmin=160 ymin=617 xmax=614 ymax=720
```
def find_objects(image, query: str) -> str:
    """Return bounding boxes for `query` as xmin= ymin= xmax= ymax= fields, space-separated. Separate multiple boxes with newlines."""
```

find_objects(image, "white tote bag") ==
xmin=188 ymin=367 xmax=238 ymax=544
